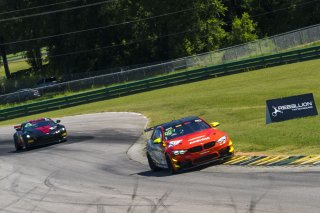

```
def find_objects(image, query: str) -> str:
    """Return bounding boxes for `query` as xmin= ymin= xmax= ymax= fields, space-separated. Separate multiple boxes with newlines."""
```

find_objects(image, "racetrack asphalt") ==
xmin=0 ymin=112 xmax=320 ymax=213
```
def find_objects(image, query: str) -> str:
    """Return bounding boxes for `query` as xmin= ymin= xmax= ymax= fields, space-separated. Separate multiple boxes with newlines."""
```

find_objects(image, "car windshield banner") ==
xmin=266 ymin=93 xmax=318 ymax=124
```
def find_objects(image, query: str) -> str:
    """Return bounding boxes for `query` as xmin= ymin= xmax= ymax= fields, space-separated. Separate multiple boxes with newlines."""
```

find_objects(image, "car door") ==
xmin=148 ymin=128 xmax=167 ymax=167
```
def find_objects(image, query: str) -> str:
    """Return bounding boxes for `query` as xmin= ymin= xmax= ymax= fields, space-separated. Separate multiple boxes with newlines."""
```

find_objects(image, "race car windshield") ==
xmin=164 ymin=119 xmax=210 ymax=140
xmin=23 ymin=120 xmax=56 ymax=130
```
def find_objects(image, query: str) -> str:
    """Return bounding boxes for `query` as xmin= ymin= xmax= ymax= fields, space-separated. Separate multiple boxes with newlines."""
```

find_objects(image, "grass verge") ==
xmin=1 ymin=59 xmax=320 ymax=155
xmin=0 ymin=60 xmax=31 ymax=77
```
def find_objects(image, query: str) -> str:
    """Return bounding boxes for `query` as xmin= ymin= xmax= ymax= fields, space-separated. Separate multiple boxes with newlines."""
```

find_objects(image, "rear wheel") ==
xmin=166 ymin=155 xmax=177 ymax=174
xmin=147 ymin=153 xmax=160 ymax=172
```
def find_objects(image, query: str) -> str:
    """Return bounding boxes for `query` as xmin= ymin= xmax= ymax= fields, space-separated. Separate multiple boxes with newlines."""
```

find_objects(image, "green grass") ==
xmin=0 ymin=60 xmax=31 ymax=77
xmin=0 ymin=48 xmax=48 ymax=77
xmin=5 ymin=48 xmax=47 ymax=60
xmin=1 ymin=59 xmax=320 ymax=155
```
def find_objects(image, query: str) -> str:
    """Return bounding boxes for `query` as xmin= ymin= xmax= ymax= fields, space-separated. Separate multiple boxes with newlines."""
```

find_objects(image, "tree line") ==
xmin=0 ymin=0 xmax=319 ymax=79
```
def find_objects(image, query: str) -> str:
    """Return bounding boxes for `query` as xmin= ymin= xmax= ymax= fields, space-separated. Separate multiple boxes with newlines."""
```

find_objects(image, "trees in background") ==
xmin=0 ymin=35 xmax=11 ymax=78
xmin=227 ymin=12 xmax=258 ymax=45
xmin=0 ymin=0 xmax=15 ymax=78
xmin=249 ymin=0 xmax=320 ymax=37
xmin=0 ymin=0 xmax=319 ymax=79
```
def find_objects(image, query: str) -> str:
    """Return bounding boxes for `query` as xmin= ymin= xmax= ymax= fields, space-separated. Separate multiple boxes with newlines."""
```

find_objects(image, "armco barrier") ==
xmin=1 ymin=45 xmax=320 ymax=121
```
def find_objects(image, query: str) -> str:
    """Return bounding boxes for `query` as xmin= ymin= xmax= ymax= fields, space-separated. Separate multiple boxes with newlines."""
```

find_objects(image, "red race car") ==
xmin=145 ymin=116 xmax=234 ymax=174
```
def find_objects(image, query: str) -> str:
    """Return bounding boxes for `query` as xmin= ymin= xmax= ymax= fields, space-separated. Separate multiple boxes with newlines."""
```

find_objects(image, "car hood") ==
xmin=25 ymin=125 xmax=58 ymax=136
xmin=166 ymin=128 xmax=226 ymax=150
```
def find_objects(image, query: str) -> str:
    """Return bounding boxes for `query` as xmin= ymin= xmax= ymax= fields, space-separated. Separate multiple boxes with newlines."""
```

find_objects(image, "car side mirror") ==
xmin=153 ymin=138 xmax=162 ymax=144
xmin=210 ymin=122 xmax=220 ymax=128
xmin=56 ymin=120 xmax=61 ymax=123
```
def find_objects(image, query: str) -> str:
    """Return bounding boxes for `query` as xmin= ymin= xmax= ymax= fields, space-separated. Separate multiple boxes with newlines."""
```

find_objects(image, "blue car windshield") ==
xmin=164 ymin=119 xmax=210 ymax=140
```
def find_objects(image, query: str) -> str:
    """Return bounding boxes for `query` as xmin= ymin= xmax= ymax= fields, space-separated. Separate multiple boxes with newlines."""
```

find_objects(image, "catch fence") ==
xmin=1 ymin=44 xmax=320 ymax=121
xmin=1 ymin=24 xmax=320 ymax=104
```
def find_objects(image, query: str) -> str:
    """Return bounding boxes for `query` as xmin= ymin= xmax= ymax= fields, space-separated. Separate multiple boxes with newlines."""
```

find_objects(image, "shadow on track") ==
xmin=135 ymin=161 xmax=227 ymax=177
xmin=0 ymin=135 xmax=94 ymax=156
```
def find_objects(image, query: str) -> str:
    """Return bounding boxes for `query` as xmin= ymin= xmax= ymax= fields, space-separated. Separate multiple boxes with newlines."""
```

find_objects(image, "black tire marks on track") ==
xmin=0 ymin=187 xmax=38 ymax=212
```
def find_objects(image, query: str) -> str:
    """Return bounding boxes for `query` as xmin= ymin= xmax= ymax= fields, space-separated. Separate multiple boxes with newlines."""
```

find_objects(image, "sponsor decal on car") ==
xmin=200 ymin=151 xmax=209 ymax=155
xmin=168 ymin=140 xmax=182 ymax=148
xmin=188 ymin=135 xmax=205 ymax=141
xmin=36 ymin=126 xmax=51 ymax=133
xmin=189 ymin=136 xmax=210 ymax=144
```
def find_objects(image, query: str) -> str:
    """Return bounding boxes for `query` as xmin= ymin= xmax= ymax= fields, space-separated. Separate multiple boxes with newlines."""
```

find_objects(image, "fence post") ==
xmin=258 ymin=39 xmax=263 ymax=56
xmin=0 ymin=112 xmax=6 ymax=121
xmin=24 ymin=105 xmax=29 ymax=116
xmin=298 ymin=31 xmax=304 ymax=45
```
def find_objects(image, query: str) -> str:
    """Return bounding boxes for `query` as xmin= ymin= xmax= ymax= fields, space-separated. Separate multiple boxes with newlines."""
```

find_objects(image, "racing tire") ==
xmin=166 ymin=155 xmax=177 ymax=175
xmin=14 ymin=137 xmax=23 ymax=151
xmin=24 ymin=141 xmax=31 ymax=151
xmin=147 ymin=153 xmax=160 ymax=172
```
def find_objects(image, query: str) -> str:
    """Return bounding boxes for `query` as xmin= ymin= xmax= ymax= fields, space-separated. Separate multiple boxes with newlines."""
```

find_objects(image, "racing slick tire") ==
xmin=166 ymin=155 xmax=177 ymax=175
xmin=24 ymin=140 xmax=31 ymax=151
xmin=147 ymin=153 xmax=160 ymax=172
xmin=61 ymin=138 xmax=68 ymax=143
xmin=14 ymin=137 xmax=23 ymax=151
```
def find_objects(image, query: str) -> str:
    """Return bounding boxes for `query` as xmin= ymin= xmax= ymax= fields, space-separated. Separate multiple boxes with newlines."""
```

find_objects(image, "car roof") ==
xmin=145 ymin=116 xmax=200 ymax=132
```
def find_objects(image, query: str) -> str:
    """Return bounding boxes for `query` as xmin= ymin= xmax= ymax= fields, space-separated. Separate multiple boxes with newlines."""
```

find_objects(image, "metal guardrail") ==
xmin=1 ymin=45 xmax=320 ymax=121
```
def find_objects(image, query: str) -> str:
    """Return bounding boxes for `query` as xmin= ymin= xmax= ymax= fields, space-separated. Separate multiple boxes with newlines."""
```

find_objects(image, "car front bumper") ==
xmin=26 ymin=132 xmax=67 ymax=147
xmin=170 ymin=141 xmax=234 ymax=170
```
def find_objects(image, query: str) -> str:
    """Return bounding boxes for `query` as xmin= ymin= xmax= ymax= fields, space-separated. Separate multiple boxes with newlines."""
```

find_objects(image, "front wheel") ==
xmin=147 ymin=153 xmax=160 ymax=172
xmin=14 ymin=137 xmax=23 ymax=151
xmin=60 ymin=138 xmax=68 ymax=143
xmin=166 ymin=155 xmax=177 ymax=174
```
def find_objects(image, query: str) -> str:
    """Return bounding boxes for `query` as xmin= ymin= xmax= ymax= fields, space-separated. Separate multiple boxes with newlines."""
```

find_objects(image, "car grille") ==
xmin=204 ymin=142 xmax=215 ymax=149
xmin=188 ymin=141 xmax=216 ymax=153
xmin=36 ymin=134 xmax=59 ymax=143
xmin=193 ymin=153 xmax=218 ymax=164
xmin=188 ymin=146 xmax=203 ymax=153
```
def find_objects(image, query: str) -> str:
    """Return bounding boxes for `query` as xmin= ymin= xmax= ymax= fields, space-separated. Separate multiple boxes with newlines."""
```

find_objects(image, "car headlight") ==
xmin=26 ymin=134 xmax=31 ymax=139
xmin=217 ymin=136 xmax=227 ymax=144
xmin=172 ymin=150 xmax=187 ymax=156
xmin=56 ymin=128 xmax=65 ymax=134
